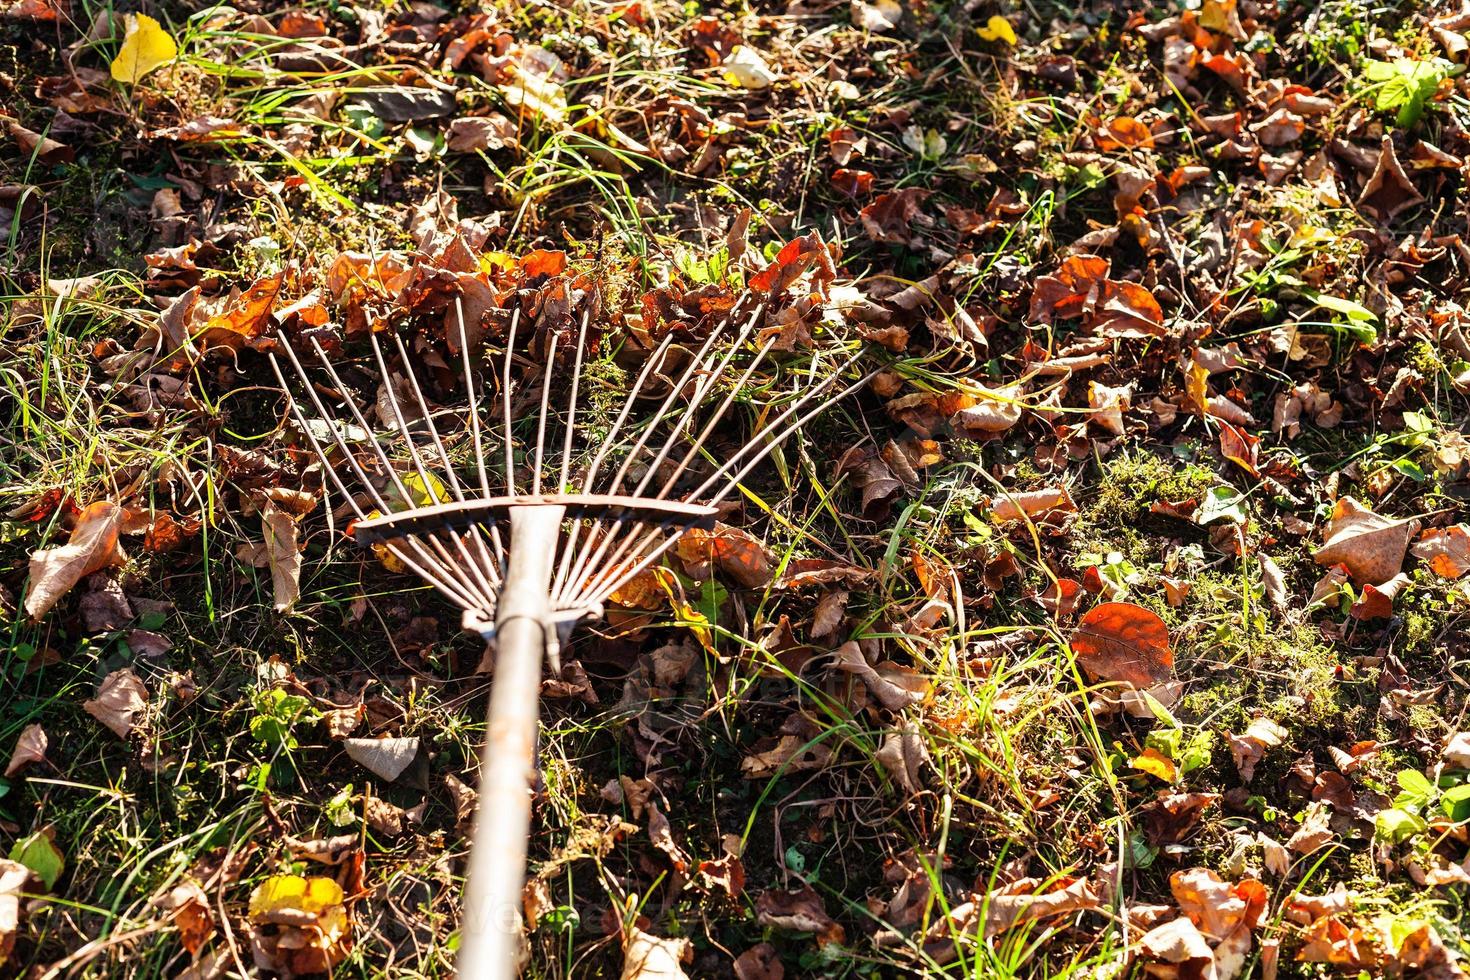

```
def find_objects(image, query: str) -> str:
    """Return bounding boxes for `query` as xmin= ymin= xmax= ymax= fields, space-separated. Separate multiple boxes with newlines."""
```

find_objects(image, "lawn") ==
xmin=3 ymin=0 xmax=1470 ymax=976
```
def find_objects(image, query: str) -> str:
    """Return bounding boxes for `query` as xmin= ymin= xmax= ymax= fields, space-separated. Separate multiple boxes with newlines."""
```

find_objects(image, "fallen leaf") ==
xmin=25 ymin=500 xmax=126 ymax=620
xmin=1358 ymin=135 xmax=1424 ymax=221
xmin=620 ymin=927 xmax=690 ymax=980
xmin=676 ymin=523 xmax=773 ymax=588
xmin=1410 ymin=525 xmax=1470 ymax=578
xmin=83 ymin=668 xmax=149 ymax=739
xmin=4 ymin=724 xmax=46 ymax=777
xmin=988 ymin=487 xmax=1076 ymax=523
xmin=343 ymin=736 xmax=420 ymax=782
xmin=110 ymin=13 xmax=177 ymax=84
xmin=1071 ymin=601 xmax=1174 ymax=688
xmin=722 ymin=45 xmax=776 ymax=89
xmin=248 ymin=875 xmax=352 ymax=974
xmin=1313 ymin=497 xmax=1416 ymax=585
xmin=875 ymin=726 xmax=929 ymax=794
xmin=157 ymin=881 xmax=215 ymax=955
xmin=755 ymin=883 xmax=844 ymax=946
xmin=832 ymin=641 xmax=928 ymax=710
xmin=851 ymin=0 xmax=901 ymax=32
xmin=732 ymin=943 xmax=783 ymax=980
xmin=1350 ymin=571 xmax=1409 ymax=620
xmin=975 ymin=14 xmax=1017 ymax=43
xmin=1132 ymin=747 xmax=1178 ymax=783
xmin=1229 ymin=716 xmax=1287 ymax=783
xmin=1287 ymin=800 xmax=1334 ymax=855
xmin=261 ymin=498 xmax=301 ymax=613
xmin=0 ymin=861 xmax=34 ymax=962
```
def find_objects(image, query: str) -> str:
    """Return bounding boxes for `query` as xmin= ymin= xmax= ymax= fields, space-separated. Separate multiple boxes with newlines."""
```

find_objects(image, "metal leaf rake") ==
xmin=270 ymin=290 xmax=869 ymax=977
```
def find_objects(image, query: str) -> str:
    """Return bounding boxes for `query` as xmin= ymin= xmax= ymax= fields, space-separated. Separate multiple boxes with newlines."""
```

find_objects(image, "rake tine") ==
xmin=568 ymin=351 xmax=874 ymax=611
xmin=559 ymin=307 xmax=591 ymax=492
xmin=456 ymin=297 xmax=494 ymax=501
xmin=270 ymin=347 xmax=486 ymax=613
xmin=627 ymin=314 xmax=762 ymax=500
xmin=306 ymin=336 xmax=500 ymax=613
xmin=695 ymin=347 xmax=871 ymax=504
xmin=452 ymin=298 xmax=508 ymax=569
xmin=530 ymin=326 xmax=560 ymax=496
xmin=557 ymin=314 xmax=746 ymax=602
xmin=384 ymin=331 xmax=505 ymax=592
xmin=648 ymin=333 xmax=779 ymax=501
xmin=603 ymin=310 xmax=740 ymax=497
xmin=550 ymin=329 xmax=679 ymax=600
xmin=502 ymin=308 xmax=520 ymax=497
xmin=367 ymin=332 xmax=505 ymax=603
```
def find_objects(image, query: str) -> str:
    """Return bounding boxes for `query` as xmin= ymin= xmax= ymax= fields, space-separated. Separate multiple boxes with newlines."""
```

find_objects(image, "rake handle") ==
xmin=459 ymin=505 xmax=566 ymax=979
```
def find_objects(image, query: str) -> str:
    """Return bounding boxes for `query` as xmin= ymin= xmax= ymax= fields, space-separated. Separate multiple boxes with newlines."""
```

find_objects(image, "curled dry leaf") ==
xmin=4 ymin=723 xmax=46 ymax=777
xmin=988 ymin=487 xmax=1076 ymax=523
xmin=157 ymin=881 xmax=215 ymax=955
xmin=1410 ymin=525 xmax=1470 ymax=578
xmin=84 ymin=668 xmax=149 ymax=739
xmin=732 ymin=943 xmax=783 ymax=980
xmin=1228 ymin=716 xmax=1287 ymax=783
xmin=343 ymin=736 xmax=420 ymax=782
xmin=1071 ymin=601 xmax=1174 ymax=688
xmin=248 ymin=875 xmax=353 ymax=975
xmin=261 ymin=498 xmax=301 ymax=613
xmin=831 ymin=641 xmax=928 ymax=711
xmin=25 ymin=500 xmax=126 ymax=620
xmin=675 ymin=523 xmax=773 ymax=588
xmin=1313 ymin=497 xmax=1416 ymax=585
xmin=755 ymin=882 xmax=845 ymax=946
xmin=1350 ymin=572 xmax=1409 ymax=620
xmin=0 ymin=860 xmax=34 ymax=962
xmin=875 ymin=726 xmax=929 ymax=795
xmin=619 ymin=927 xmax=691 ymax=980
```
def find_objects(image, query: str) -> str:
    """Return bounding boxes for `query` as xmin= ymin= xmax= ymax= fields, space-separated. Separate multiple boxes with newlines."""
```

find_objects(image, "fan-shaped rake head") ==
xmin=269 ymin=287 xmax=870 ymax=977
xmin=270 ymin=291 xmax=870 ymax=641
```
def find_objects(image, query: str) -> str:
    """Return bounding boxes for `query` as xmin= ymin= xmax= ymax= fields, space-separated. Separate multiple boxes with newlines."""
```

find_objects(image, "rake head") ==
xmin=269 ymin=281 xmax=869 ymax=977
xmin=270 ymin=288 xmax=867 ymax=644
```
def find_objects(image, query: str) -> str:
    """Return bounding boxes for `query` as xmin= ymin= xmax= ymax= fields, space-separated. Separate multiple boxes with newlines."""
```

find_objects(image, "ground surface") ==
xmin=3 ymin=0 xmax=1470 ymax=976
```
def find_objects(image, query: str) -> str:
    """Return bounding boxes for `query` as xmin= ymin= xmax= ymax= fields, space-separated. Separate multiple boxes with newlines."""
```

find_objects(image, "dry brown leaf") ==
xmin=755 ymin=883 xmax=844 ymax=946
xmin=676 ymin=523 xmax=774 ymax=589
xmin=1350 ymin=572 xmax=1409 ymax=620
xmin=981 ymin=876 xmax=1099 ymax=938
xmin=1313 ymin=497 xmax=1416 ymax=585
xmin=1287 ymin=801 xmax=1334 ymax=855
xmin=1228 ymin=716 xmax=1287 ymax=783
xmin=156 ymin=881 xmax=215 ymax=956
xmin=261 ymin=498 xmax=301 ymax=613
xmin=1141 ymin=916 xmax=1215 ymax=970
xmin=1358 ymin=135 xmax=1424 ymax=221
xmin=874 ymin=726 xmax=929 ymax=795
xmin=831 ymin=641 xmax=928 ymax=710
xmin=4 ymin=723 xmax=46 ymax=777
xmin=732 ymin=943 xmax=784 ymax=980
xmin=25 ymin=500 xmax=126 ymax=620
xmin=620 ymin=927 xmax=691 ymax=980
xmin=988 ymin=487 xmax=1076 ymax=523
xmin=84 ymin=668 xmax=149 ymax=739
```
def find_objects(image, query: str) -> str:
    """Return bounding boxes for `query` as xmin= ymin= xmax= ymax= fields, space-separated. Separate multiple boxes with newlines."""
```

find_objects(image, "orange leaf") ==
xmin=1071 ymin=601 xmax=1174 ymax=687
xmin=1097 ymin=116 xmax=1154 ymax=150
xmin=24 ymin=501 xmax=126 ymax=620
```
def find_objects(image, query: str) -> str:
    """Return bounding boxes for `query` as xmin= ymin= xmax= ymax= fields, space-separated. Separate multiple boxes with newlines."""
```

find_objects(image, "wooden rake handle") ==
xmin=458 ymin=504 xmax=565 ymax=979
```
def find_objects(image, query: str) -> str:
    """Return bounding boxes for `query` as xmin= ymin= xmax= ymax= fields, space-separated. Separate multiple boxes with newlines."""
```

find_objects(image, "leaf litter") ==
xmin=4 ymin=0 xmax=1470 ymax=975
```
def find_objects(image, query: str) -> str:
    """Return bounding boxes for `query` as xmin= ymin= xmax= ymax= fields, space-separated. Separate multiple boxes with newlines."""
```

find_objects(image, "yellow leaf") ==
xmin=249 ymin=875 xmax=344 ymax=920
xmin=976 ymin=15 xmax=1017 ymax=44
xmin=110 ymin=14 xmax=177 ymax=84
xmin=1130 ymin=747 xmax=1178 ymax=783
